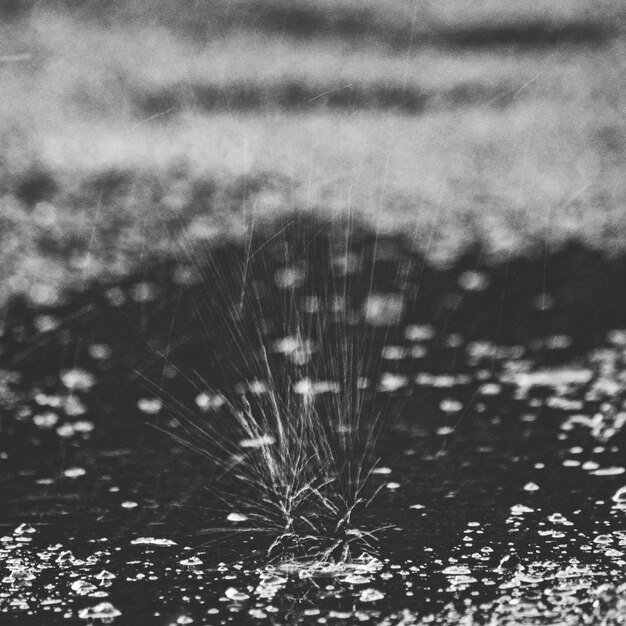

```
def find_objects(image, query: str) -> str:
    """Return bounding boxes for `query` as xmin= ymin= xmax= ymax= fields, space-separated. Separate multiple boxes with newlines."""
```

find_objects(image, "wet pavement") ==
xmin=2 ymin=223 xmax=626 ymax=624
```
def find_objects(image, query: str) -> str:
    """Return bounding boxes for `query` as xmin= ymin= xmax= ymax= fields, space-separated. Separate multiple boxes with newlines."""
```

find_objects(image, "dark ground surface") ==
xmin=2 ymin=224 xmax=626 ymax=624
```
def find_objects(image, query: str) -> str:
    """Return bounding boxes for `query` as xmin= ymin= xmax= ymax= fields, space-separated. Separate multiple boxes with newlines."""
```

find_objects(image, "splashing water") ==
xmin=142 ymin=218 xmax=396 ymax=563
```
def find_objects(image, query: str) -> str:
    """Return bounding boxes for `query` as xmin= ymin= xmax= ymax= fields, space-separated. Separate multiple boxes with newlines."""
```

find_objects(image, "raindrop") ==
xmin=224 ymin=587 xmax=249 ymax=602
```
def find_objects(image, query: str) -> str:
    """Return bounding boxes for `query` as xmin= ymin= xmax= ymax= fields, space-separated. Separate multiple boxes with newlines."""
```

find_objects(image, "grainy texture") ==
xmin=1 ymin=1 xmax=625 ymax=304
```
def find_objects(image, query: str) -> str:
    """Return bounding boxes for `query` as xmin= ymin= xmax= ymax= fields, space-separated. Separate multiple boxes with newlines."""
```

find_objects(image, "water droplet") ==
xmin=510 ymin=504 xmax=534 ymax=515
xmin=33 ymin=411 xmax=58 ymax=429
xmin=89 ymin=343 xmax=112 ymax=360
xmin=458 ymin=270 xmax=489 ymax=292
xmin=592 ymin=467 xmax=625 ymax=476
xmin=274 ymin=265 xmax=306 ymax=289
xmin=60 ymin=368 xmax=95 ymax=392
xmin=14 ymin=523 xmax=36 ymax=535
xmin=533 ymin=293 xmax=555 ymax=311
xmin=137 ymin=398 xmax=162 ymax=415
xmin=440 ymin=398 xmax=463 ymax=413
xmin=548 ymin=513 xmax=573 ymax=526
xmin=55 ymin=550 xmax=76 ymax=565
xmin=130 ymin=537 xmax=177 ymax=547
xmin=33 ymin=314 xmax=60 ymax=333
xmin=341 ymin=574 xmax=371 ymax=585
xmin=359 ymin=588 xmax=385 ymax=602
xmin=378 ymin=373 xmax=408 ymax=393
xmin=479 ymin=383 xmax=501 ymax=396
xmin=612 ymin=486 xmax=626 ymax=502
xmin=371 ymin=467 xmax=392 ymax=475
xmin=239 ymin=435 xmax=275 ymax=449
xmin=443 ymin=565 xmax=472 ymax=575
xmin=363 ymin=293 xmax=404 ymax=327
xmin=71 ymin=580 xmax=98 ymax=595
xmin=195 ymin=392 xmax=226 ymax=412
xmin=381 ymin=345 xmax=406 ymax=360
xmin=63 ymin=467 xmax=86 ymax=478
xmin=130 ymin=281 xmax=159 ymax=303
xmin=77 ymin=602 xmax=121 ymax=621
xmin=64 ymin=395 xmax=87 ymax=416
xmin=496 ymin=554 xmax=521 ymax=570
xmin=607 ymin=329 xmax=626 ymax=346
xmin=94 ymin=570 xmax=116 ymax=584
xmin=404 ymin=324 xmax=435 ymax=342
xmin=225 ymin=587 xmax=249 ymax=601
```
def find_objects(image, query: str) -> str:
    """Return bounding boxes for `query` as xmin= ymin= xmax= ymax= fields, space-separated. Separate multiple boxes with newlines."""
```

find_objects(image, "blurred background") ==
xmin=1 ymin=0 xmax=625 ymax=304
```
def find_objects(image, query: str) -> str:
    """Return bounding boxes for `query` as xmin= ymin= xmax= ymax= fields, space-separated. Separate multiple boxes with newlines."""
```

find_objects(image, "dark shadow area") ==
xmin=228 ymin=10 xmax=617 ymax=50
xmin=14 ymin=169 xmax=58 ymax=208
xmin=135 ymin=80 xmax=517 ymax=116
xmin=2 ymin=217 xmax=626 ymax=623
xmin=20 ymin=1 xmax=621 ymax=50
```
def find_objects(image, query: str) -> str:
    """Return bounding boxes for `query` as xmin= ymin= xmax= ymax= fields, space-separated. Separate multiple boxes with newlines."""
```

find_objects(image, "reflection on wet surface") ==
xmin=2 ymin=224 xmax=626 ymax=624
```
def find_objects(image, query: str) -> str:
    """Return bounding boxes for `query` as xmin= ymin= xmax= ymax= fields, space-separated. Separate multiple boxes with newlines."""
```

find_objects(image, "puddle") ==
xmin=2 ymin=227 xmax=626 ymax=623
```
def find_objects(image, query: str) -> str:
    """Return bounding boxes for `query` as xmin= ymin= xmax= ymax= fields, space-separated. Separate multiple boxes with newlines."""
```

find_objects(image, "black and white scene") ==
xmin=2 ymin=1 xmax=626 ymax=624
